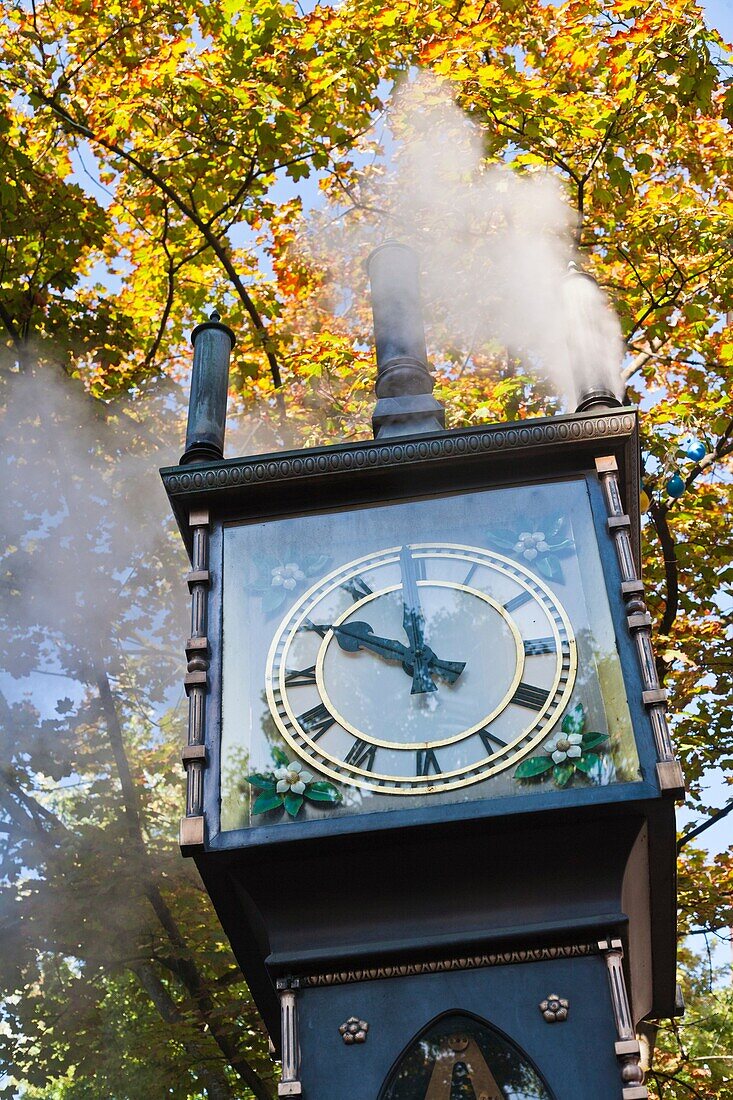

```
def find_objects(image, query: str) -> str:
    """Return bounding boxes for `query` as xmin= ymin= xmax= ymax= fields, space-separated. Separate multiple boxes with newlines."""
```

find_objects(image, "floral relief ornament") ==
xmin=514 ymin=703 xmax=609 ymax=788
xmin=339 ymin=1017 xmax=369 ymax=1045
xmin=485 ymin=513 xmax=575 ymax=583
xmin=245 ymin=746 xmax=342 ymax=818
xmin=539 ymin=994 xmax=569 ymax=1023
xmin=251 ymin=553 xmax=330 ymax=616
xmin=271 ymin=563 xmax=305 ymax=591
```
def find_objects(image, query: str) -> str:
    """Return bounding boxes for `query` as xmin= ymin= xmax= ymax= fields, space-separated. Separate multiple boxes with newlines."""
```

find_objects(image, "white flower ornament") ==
xmin=544 ymin=732 xmax=583 ymax=764
xmin=271 ymin=563 xmax=306 ymax=590
xmin=275 ymin=760 xmax=313 ymax=795
xmin=514 ymin=531 xmax=551 ymax=561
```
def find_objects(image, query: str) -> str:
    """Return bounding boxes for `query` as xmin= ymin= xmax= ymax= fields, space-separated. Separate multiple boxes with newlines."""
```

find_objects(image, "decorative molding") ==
xmin=299 ymin=942 xmax=599 ymax=988
xmin=595 ymin=457 xmax=685 ymax=799
xmin=162 ymin=413 xmax=638 ymax=500
xmin=598 ymin=939 xmax=648 ymax=1098
xmin=181 ymin=511 xmax=210 ymax=848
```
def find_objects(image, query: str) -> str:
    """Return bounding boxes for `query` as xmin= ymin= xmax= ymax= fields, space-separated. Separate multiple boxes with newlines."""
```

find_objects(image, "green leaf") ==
xmin=252 ymin=791 xmax=284 ymax=814
xmin=261 ymin=587 xmax=286 ymax=613
xmin=485 ymin=531 xmax=515 ymax=549
xmin=302 ymin=554 xmax=330 ymax=575
xmin=553 ymin=763 xmax=575 ymax=788
xmin=515 ymin=756 xmax=555 ymax=778
xmin=544 ymin=554 xmax=564 ymax=582
xmin=284 ymin=792 xmax=304 ymax=817
xmin=561 ymin=703 xmax=585 ymax=736
xmin=574 ymin=753 xmax=600 ymax=774
xmin=581 ymin=732 xmax=608 ymax=750
xmin=271 ymin=746 xmax=290 ymax=767
xmin=244 ymin=773 xmax=276 ymax=790
xmin=535 ymin=556 xmax=553 ymax=579
xmin=304 ymin=781 xmax=341 ymax=802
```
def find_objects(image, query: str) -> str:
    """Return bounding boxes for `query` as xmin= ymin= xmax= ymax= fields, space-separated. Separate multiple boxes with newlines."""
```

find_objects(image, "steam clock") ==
xmin=161 ymin=242 xmax=683 ymax=1099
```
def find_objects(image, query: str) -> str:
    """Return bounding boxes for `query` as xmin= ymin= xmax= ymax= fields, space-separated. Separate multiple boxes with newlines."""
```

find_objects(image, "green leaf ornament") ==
xmin=244 ymin=773 xmax=276 ymax=790
xmin=553 ymin=762 xmax=575 ymax=787
xmin=252 ymin=791 xmax=284 ymax=814
xmin=514 ymin=756 xmax=555 ymax=778
xmin=574 ymin=753 xmax=600 ymax=774
xmin=284 ymin=792 xmax=304 ymax=817
xmin=304 ymin=781 xmax=341 ymax=803
xmin=581 ymin=732 xmax=608 ymax=751
xmin=271 ymin=746 xmax=290 ymax=767
xmin=561 ymin=703 xmax=585 ymax=736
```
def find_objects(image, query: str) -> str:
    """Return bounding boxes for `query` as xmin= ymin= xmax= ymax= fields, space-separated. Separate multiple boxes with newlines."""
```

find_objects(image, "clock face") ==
xmin=220 ymin=478 xmax=642 ymax=832
xmin=265 ymin=543 xmax=577 ymax=795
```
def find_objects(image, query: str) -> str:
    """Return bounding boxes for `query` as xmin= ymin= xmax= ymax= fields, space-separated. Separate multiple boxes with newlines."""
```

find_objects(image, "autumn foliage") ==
xmin=0 ymin=0 xmax=731 ymax=1096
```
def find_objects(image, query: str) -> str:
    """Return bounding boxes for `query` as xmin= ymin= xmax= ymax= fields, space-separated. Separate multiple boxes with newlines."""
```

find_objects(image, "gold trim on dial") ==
xmin=265 ymin=542 xmax=577 ymax=795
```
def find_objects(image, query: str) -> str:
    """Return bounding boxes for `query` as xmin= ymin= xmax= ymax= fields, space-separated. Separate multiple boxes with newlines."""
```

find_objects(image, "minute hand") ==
xmin=400 ymin=546 xmax=439 ymax=694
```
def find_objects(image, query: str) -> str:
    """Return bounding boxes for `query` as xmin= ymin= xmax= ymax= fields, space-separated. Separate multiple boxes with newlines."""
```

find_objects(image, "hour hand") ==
xmin=329 ymin=621 xmax=410 ymax=663
xmin=304 ymin=619 xmax=465 ymax=689
xmin=421 ymin=651 xmax=466 ymax=685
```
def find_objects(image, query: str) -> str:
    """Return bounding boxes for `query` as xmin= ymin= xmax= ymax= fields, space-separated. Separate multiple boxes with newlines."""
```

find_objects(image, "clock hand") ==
xmin=418 ymin=648 xmax=466 ymax=685
xmin=399 ymin=545 xmax=438 ymax=694
xmin=305 ymin=620 xmax=465 ymax=685
xmin=329 ymin=621 xmax=411 ymax=663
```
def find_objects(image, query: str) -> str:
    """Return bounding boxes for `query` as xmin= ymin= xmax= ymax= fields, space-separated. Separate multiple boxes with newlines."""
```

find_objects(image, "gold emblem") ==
xmin=424 ymin=1033 xmax=502 ymax=1100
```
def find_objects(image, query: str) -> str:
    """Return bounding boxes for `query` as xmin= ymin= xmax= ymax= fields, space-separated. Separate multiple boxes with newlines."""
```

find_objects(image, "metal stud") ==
xmin=539 ymin=994 xmax=569 ymax=1023
xmin=339 ymin=1017 xmax=369 ymax=1044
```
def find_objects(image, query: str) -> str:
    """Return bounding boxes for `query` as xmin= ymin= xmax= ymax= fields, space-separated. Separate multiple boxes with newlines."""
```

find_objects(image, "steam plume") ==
xmin=322 ymin=74 xmax=625 ymax=408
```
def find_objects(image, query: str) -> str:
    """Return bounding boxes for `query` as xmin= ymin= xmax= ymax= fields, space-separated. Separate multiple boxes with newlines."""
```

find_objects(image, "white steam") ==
xmin=327 ymin=75 xmax=625 ymax=407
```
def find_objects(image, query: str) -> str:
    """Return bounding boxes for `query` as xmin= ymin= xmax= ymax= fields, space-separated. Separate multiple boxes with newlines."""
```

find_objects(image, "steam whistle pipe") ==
xmin=564 ymin=262 xmax=624 ymax=414
xmin=367 ymin=240 xmax=445 ymax=439
xmin=180 ymin=310 xmax=236 ymax=465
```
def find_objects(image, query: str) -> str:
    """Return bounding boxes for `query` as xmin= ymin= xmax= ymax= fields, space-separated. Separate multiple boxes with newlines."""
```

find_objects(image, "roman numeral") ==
xmin=341 ymin=575 xmax=372 ymax=600
xmin=303 ymin=617 xmax=330 ymax=638
xmin=478 ymin=727 xmax=508 ymax=754
xmin=284 ymin=665 xmax=317 ymax=686
xmin=504 ymin=590 xmax=533 ymax=613
xmin=511 ymin=682 xmax=551 ymax=711
xmin=463 ymin=562 xmax=479 ymax=586
xmin=344 ymin=738 xmax=377 ymax=771
xmin=523 ymin=637 xmax=557 ymax=656
xmin=297 ymin=703 xmax=335 ymax=740
xmin=416 ymin=748 xmax=441 ymax=775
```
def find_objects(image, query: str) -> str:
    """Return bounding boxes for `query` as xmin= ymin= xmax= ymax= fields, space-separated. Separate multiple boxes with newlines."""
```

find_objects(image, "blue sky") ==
xmin=702 ymin=0 xmax=733 ymax=38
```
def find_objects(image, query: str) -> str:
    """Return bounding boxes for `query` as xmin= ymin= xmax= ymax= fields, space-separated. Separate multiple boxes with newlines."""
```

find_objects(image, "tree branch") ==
xmin=648 ymin=1069 xmax=707 ymax=1099
xmin=678 ymin=799 xmax=733 ymax=853
xmin=132 ymin=963 xmax=239 ymax=1100
xmin=0 ymin=298 xmax=23 ymax=349
xmin=648 ymin=495 xmax=679 ymax=653
xmin=34 ymin=91 xmax=283 ymax=389
xmin=95 ymin=667 xmax=274 ymax=1100
xmin=645 ymin=414 xmax=733 ymax=673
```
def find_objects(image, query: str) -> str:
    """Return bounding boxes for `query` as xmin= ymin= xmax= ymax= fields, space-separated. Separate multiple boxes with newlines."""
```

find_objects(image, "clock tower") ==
xmin=162 ymin=242 xmax=682 ymax=1099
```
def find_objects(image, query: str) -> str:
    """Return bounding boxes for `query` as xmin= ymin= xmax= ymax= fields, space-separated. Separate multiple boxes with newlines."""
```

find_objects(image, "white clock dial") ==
xmin=265 ymin=543 xmax=577 ymax=795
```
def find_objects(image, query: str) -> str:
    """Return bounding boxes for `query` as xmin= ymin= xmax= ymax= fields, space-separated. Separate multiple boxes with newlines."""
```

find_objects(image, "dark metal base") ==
xmin=372 ymin=394 xmax=446 ymax=439
xmin=575 ymin=388 xmax=623 ymax=413
xmin=179 ymin=442 xmax=224 ymax=465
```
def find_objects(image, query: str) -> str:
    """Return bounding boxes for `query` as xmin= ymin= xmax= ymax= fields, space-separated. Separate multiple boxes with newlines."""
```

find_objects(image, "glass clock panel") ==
xmin=220 ymin=479 xmax=641 ymax=832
